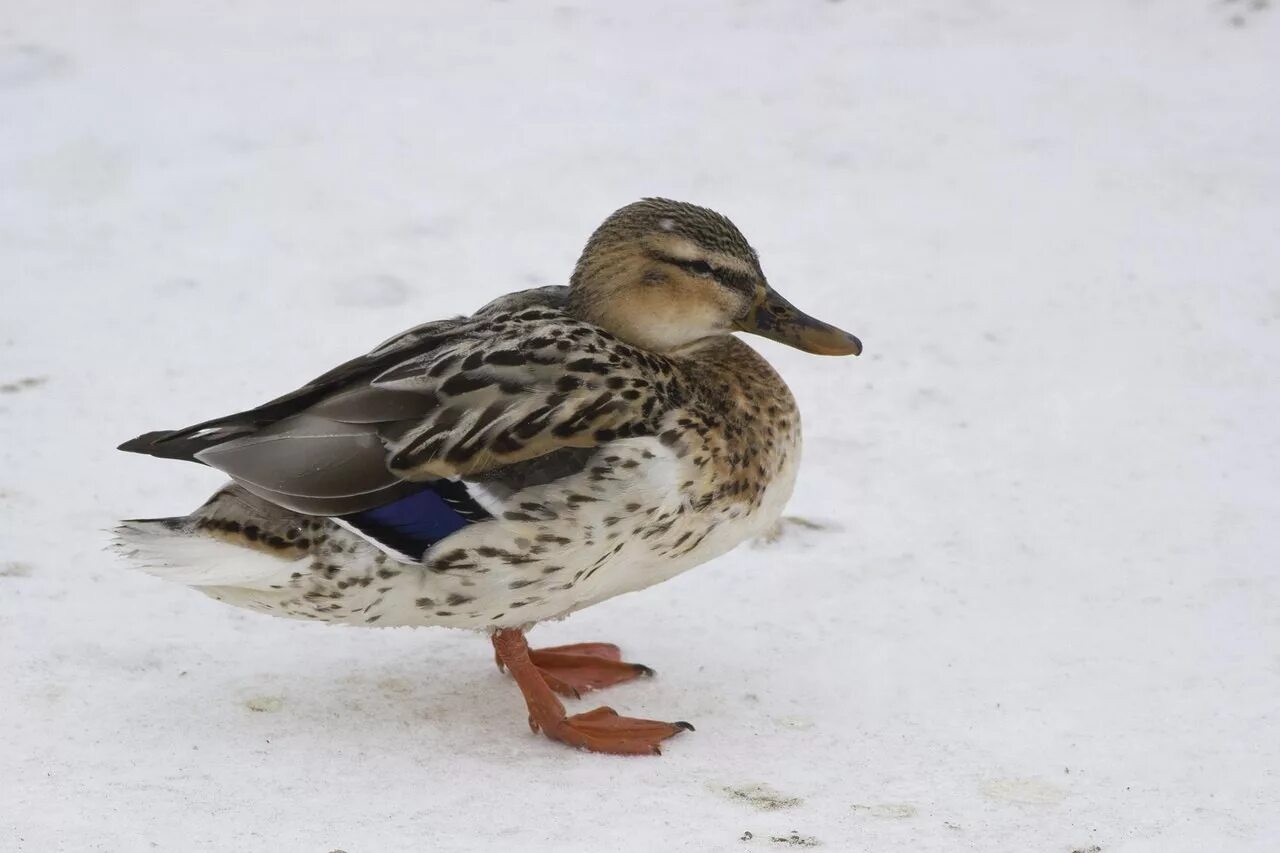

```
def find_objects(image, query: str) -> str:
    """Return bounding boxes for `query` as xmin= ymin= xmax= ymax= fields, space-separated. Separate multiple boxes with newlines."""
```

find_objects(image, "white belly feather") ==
xmin=115 ymin=433 xmax=800 ymax=630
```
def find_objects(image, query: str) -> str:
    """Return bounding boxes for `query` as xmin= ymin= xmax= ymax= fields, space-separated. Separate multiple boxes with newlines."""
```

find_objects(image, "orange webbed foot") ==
xmin=491 ymin=629 xmax=692 ymax=756
xmin=494 ymin=640 xmax=656 ymax=698
xmin=542 ymin=707 xmax=693 ymax=756
xmin=529 ymin=642 xmax=655 ymax=698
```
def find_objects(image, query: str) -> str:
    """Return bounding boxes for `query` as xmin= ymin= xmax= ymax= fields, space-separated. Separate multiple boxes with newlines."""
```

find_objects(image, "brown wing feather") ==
xmin=375 ymin=312 xmax=671 ymax=479
xmin=118 ymin=286 xmax=679 ymax=516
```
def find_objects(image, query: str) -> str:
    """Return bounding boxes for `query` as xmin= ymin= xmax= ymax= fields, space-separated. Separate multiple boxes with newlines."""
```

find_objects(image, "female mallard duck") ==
xmin=116 ymin=198 xmax=860 ymax=755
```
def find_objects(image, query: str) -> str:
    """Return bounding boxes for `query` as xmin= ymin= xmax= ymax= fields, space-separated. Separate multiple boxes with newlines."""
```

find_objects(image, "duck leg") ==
xmin=494 ymin=639 xmax=655 ymax=698
xmin=491 ymin=629 xmax=692 ymax=755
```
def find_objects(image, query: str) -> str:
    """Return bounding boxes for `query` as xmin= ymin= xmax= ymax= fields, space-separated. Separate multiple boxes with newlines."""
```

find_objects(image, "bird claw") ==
xmin=523 ymin=642 xmax=657 ymax=696
xmin=544 ymin=706 xmax=693 ymax=756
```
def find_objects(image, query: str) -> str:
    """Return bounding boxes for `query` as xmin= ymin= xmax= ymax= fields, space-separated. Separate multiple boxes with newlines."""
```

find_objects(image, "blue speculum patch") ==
xmin=340 ymin=481 xmax=492 ymax=560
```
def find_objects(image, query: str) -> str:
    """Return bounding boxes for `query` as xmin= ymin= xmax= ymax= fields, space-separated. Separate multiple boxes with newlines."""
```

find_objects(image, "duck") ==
xmin=115 ymin=198 xmax=861 ymax=755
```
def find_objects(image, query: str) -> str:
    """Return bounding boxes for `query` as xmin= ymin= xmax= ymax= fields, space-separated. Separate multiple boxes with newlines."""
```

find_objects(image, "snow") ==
xmin=2 ymin=1 xmax=1278 ymax=850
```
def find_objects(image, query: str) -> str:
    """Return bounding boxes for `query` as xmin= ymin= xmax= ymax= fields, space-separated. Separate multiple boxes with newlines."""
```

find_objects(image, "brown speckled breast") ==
xmin=661 ymin=336 xmax=799 ymax=513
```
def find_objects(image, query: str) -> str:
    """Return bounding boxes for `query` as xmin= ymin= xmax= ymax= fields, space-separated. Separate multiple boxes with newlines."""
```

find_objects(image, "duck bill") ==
xmin=734 ymin=286 xmax=862 ymax=356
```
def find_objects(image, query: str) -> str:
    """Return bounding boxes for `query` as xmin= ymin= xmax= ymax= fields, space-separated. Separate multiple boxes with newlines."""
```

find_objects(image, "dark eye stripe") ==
xmin=648 ymin=251 xmax=755 ymax=294
xmin=714 ymin=269 xmax=756 ymax=295
xmin=649 ymin=251 xmax=711 ymax=273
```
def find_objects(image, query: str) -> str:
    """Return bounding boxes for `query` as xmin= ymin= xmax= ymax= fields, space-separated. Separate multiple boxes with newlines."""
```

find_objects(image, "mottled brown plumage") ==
xmin=114 ymin=198 xmax=860 ymax=755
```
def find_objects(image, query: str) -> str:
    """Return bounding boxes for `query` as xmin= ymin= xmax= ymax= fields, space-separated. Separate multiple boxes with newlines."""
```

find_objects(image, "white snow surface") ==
xmin=2 ymin=2 xmax=1278 ymax=851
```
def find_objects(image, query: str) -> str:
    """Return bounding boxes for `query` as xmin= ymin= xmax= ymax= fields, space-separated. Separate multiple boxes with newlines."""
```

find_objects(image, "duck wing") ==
xmin=118 ymin=286 xmax=676 ymax=516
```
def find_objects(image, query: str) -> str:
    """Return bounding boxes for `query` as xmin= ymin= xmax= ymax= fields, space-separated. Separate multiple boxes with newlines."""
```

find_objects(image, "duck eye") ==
xmin=687 ymin=260 xmax=714 ymax=276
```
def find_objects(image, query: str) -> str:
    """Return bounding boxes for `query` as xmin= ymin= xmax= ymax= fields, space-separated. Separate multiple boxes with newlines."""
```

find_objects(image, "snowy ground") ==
xmin=2 ymin=1 xmax=1278 ymax=851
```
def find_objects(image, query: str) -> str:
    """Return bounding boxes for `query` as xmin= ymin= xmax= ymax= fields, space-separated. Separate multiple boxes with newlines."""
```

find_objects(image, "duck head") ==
xmin=568 ymin=198 xmax=861 ymax=357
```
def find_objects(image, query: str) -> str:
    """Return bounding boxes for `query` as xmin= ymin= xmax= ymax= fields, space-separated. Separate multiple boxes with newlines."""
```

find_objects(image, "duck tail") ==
xmin=112 ymin=516 xmax=297 ymax=587
xmin=116 ymin=423 xmax=252 ymax=463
